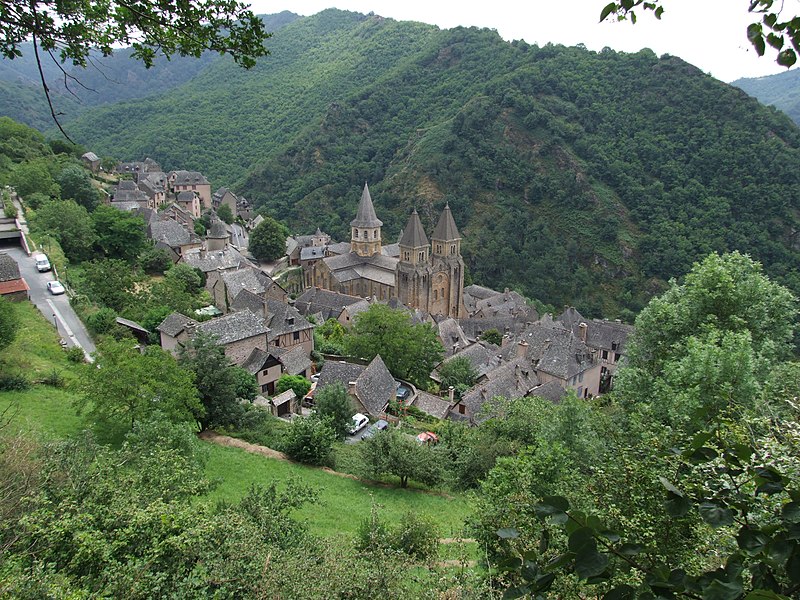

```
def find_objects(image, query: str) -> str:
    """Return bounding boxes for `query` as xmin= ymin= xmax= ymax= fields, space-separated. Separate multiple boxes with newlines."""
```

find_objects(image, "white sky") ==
xmin=248 ymin=0 xmax=800 ymax=82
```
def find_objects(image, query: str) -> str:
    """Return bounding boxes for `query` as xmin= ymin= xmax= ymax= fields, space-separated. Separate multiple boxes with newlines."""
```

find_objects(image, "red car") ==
xmin=415 ymin=431 xmax=439 ymax=445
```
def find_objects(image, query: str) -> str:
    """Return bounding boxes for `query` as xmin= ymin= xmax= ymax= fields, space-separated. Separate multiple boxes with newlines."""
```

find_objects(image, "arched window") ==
xmin=450 ymin=244 xmax=456 ymax=255
xmin=354 ymin=229 xmax=358 ymax=238
xmin=433 ymin=289 xmax=438 ymax=300
xmin=374 ymin=230 xmax=378 ymax=239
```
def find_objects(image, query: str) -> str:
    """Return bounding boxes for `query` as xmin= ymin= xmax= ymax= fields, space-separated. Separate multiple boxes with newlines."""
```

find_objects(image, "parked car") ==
xmin=415 ymin=431 xmax=439 ymax=445
xmin=348 ymin=413 xmax=369 ymax=435
xmin=46 ymin=280 xmax=65 ymax=295
xmin=361 ymin=419 xmax=389 ymax=439
xmin=395 ymin=381 xmax=412 ymax=401
xmin=34 ymin=253 xmax=51 ymax=272
xmin=310 ymin=373 xmax=320 ymax=383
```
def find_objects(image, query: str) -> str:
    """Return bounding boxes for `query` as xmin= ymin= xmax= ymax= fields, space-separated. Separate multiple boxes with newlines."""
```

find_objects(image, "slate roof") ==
xmin=399 ymin=209 xmax=429 ymax=248
xmin=278 ymin=345 xmax=312 ymax=376
xmin=171 ymin=170 xmax=209 ymax=186
xmin=439 ymin=341 xmax=502 ymax=380
xmin=294 ymin=287 xmax=364 ymax=321
xmin=198 ymin=309 xmax=268 ymax=345
xmin=355 ymin=355 xmax=396 ymax=416
xmin=230 ymin=288 xmax=266 ymax=315
xmin=530 ymin=380 xmax=568 ymax=404
xmin=156 ymin=312 xmax=199 ymax=337
xmin=506 ymin=323 xmax=596 ymax=381
xmin=181 ymin=247 xmax=251 ymax=273
xmin=208 ymin=218 xmax=228 ymax=239
xmin=300 ymin=246 xmax=326 ymax=261
xmin=176 ymin=191 xmax=197 ymax=202
xmin=459 ymin=316 xmax=528 ymax=342
xmin=316 ymin=360 xmax=366 ymax=391
xmin=381 ymin=243 xmax=400 ymax=258
xmin=326 ymin=241 xmax=352 ymax=256
xmin=222 ymin=267 xmax=275 ymax=298
xmin=110 ymin=201 xmax=145 ymax=212
xmin=272 ymin=388 xmax=296 ymax=406
xmin=113 ymin=184 xmax=149 ymax=204
xmin=264 ymin=298 xmax=313 ymax=338
xmin=324 ymin=252 xmax=398 ymax=286
xmin=350 ymin=182 xmax=382 ymax=228
xmin=412 ymin=391 xmax=452 ymax=420
xmin=437 ymin=317 xmax=469 ymax=356
xmin=431 ymin=203 xmax=460 ymax=241
xmin=81 ymin=151 xmax=99 ymax=162
xmin=556 ymin=308 xmax=633 ymax=354
xmin=0 ymin=253 xmax=21 ymax=282
xmin=149 ymin=219 xmax=197 ymax=248
xmin=242 ymin=347 xmax=271 ymax=375
xmin=459 ymin=357 xmax=539 ymax=423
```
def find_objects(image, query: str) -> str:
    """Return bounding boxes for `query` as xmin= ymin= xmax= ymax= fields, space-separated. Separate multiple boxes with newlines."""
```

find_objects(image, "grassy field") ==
xmin=1 ymin=302 xmax=474 ymax=542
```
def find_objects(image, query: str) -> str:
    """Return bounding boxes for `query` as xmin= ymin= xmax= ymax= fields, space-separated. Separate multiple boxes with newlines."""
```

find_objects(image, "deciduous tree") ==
xmin=313 ymin=381 xmax=355 ymax=439
xmin=248 ymin=215 xmax=289 ymax=262
xmin=344 ymin=304 xmax=444 ymax=388
xmin=33 ymin=199 xmax=96 ymax=261
xmin=92 ymin=204 xmax=146 ymax=262
xmin=358 ymin=428 xmax=443 ymax=488
xmin=275 ymin=374 xmax=312 ymax=399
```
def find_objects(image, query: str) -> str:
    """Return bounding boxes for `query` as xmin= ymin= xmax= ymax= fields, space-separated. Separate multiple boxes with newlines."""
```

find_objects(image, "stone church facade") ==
xmin=308 ymin=183 xmax=466 ymax=319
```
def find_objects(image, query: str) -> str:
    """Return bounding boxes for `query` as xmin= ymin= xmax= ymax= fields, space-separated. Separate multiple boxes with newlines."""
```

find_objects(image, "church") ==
xmin=307 ymin=183 xmax=466 ymax=319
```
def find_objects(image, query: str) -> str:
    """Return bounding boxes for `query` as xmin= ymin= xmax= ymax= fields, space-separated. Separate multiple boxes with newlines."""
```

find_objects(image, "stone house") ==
xmin=294 ymin=287 xmax=364 ymax=322
xmin=157 ymin=309 xmax=269 ymax=365
xmin=212 ymin=187 xmax=238 ymax=219
xmin=169 ymin=170 xmax=212 ymax=210
xmin=242 ymin=345 xmax=313 ymax=397
xmin=208 ymin=266 xmax=286 ymax=313
xmin=0 ymin=253 xmax=29 ymax=301
xmin=180 ymin=246 xmax=252 ymax=276
xmin=81 ymin=151 xmax=100 ymax=173
xmin=175 ymin=191 xmax=201 ymax=218
xmin=314 ymin=355 xmax=396 ymax=417
xmin=138 ymin=172 xmax=168 ymax=208
xmin=148 ymin=218 xmax=202 ymax=262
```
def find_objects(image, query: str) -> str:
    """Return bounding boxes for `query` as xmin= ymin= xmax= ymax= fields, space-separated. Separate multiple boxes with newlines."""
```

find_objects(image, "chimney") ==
xmin=348 ymin=381 xmax=357 ymax=396
xmin=501 ymin=333 xmax=510 ymax=347
xmin=448 ymin=386 xmax=455 ymax=404
xmin=516 ymin=340 xmax=529 ymax=358
xmin=184 ymin=321 xmax=197 ymax=337
xmin=579 ymin=322 xmax=588 ymax=343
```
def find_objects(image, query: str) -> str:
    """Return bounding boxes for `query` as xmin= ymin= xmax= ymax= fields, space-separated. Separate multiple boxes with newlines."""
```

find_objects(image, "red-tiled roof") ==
xmin=0 ymin=278 xmax=29 ymax=295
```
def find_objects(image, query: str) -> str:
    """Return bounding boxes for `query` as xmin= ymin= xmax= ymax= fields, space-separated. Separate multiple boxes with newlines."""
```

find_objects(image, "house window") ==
xmin=192 ymin=185 xmax=196 ymax=190
xmin=261 ymin=383 xmax=269 ymax=393
xmin=458 ymin=404 xmax=466 ymax=414
xmin=614 ymin=353 xmax=621 ymax=362
xmin=601 ymin=350 xmax=608 ymax=360
xmin=578 ymin=372 xmax=584 ymax=383
xmin=293 ymin=331 xmax=300 ymax=341
xmin=577 ymin=386 xmax=583 ymax=397
xmin=262 ymin=369 xmax=269 ymax=376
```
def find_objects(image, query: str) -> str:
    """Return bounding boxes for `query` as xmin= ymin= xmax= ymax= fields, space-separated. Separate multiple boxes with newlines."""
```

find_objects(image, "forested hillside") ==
xmin=0 ymin=12 xmax=299 ymax=131
xmin=15 ymin=9 xmax=800 ymax=317
xmin=733 ymin=68 xmax=800 ymax=125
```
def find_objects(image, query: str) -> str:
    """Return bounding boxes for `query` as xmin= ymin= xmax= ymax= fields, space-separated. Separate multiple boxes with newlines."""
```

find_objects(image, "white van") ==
xmin=34 ymin=253 xmax=51 ymax=272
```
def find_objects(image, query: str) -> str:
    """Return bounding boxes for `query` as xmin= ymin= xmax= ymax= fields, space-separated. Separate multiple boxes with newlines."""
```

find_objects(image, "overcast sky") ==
xmin=249 ymin=0 xmax=800 ymax=82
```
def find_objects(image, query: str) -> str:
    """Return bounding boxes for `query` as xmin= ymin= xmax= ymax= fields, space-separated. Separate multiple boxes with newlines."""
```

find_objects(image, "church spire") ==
xmin=350 ymin=182 xmax=383 ymax=228
xmin=399 ymin=209 xmax=429 ymax=248
xmin=432 ymin=203 xmax=461 ymax=242
xmin=350 ymin=182 xmax=383 ymax=257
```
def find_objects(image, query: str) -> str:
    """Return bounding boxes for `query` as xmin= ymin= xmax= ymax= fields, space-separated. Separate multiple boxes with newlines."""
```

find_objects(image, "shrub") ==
xmin=86 ymin=307 xmax=117 ymax=335
xmin=281 ymin=416 xmax=336 ymax=465
xmin=356 ymin=508 xmax=440 ymax=561
xmin=0 ymin=373 xmax=31 ymax=391
xmin=41 ymin=369 xmax=65 ymax=388
xmin=65 ymin=346 xmax=85 ymax=363
xmin=275 ymin=374 xmax=311 ymax=399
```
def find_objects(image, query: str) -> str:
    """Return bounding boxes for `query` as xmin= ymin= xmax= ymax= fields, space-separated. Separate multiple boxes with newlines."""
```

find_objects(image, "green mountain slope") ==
xmin=732 ymin=69 xmax=800 ymax=125
xmin=57 ymin=10 xmax=800 ymax=317
xmin=0 ymin=12 xmax=300 ymax=131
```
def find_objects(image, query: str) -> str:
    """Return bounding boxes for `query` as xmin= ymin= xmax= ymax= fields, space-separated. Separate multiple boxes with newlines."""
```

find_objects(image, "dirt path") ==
xmin=199 ymin=430 xmax=454 ymax=498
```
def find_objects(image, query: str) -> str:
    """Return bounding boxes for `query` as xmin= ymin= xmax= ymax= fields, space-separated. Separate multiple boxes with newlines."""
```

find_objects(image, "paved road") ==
xmin=4 ymin=246 xmax=95 ymax=361
xmin=230 ymin=223 xmax=248 ymax=249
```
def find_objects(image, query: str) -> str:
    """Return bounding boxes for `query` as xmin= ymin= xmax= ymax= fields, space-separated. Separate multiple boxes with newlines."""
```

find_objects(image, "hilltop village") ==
xmin=89 ymin=156 xmax=633 ymax=423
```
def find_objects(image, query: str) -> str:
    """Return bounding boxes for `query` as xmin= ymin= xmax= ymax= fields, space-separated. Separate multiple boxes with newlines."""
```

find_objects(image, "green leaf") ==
xmin=737 ymin=527 xmax=769 ymax=555
xmin=568 ymin=527 xmax=596 ymax=553
xmin=777 ymin=49 xmax=797 ymax=67
xmin=703 ymin=579 xmax=743 ymax=600
xmin=765 ymin=534 xmax=793 ymax=564
xmin=546 ymin=552 xmax=574 ymax=570
xmin=783 ymin=502 xmax=800 ymax=524
xmin=604 ymin=585 xmax=636 ymax=600
xmin=748 ymin=23 xmax=767 ymax=56
xmin=497 ymin=528 xmax=520 ymax=540
xmin=659 ymin=477 xmax=683 ymax=496
xmin=654 ymin=6 xmax=664 ymax=19
xmin=575 ymin=545 xmax=609 ymax=579
xmin=521 ymin=560 xmax=538 ymax=582
xmin=788 ymin=546 xmax=800 ymax=583
xmin=600 ymin=2 xmax=618 ymax=22
xmin=532 ymin=572 xmax=555 ymax=593
xmin=618 ymin=542 xmax=644 ymax=557
xmin=767 ymin=33 xmax=785 ymax=49
xmin=665 ymin=491 xmax=690 ymax=517
xmin=699 ymin=502 xmax=735 ymax=528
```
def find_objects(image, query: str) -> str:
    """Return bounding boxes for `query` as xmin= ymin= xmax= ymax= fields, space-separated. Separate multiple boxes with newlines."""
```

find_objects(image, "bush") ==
xmin=356 ymin=509 xmax=440 ymax=561
xmin=65 ymin=346 xmax=85 ymax=363
xmin=41 ymin=369 xmax=65 ymax=388
xmin=275 ymin=374 xmax=311 ymax=399
xmin=0 ymin=373 xmax=31 ymax=391
xmin=86 ymin=308 xmax=117 ymax=335
xmin=281 ymin=416 xmax=336 ymax=465
xmin=139 ymin=245 xmax=172 ymax=275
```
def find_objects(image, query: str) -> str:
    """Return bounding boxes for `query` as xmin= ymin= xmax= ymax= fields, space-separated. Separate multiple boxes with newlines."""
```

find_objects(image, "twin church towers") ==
xmin=312 ymin=183 xmax=466 ymax=319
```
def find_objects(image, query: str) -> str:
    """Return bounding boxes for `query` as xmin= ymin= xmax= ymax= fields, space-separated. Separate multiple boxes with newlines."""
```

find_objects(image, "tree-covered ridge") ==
xmin=733 ymin=68 xmax=800 ymax=126
xmin=34 ymin=9 xmax=800 ymax=317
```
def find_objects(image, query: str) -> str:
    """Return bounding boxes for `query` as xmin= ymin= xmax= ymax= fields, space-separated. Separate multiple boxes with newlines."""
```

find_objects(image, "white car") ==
xmin=47 ymin=280 xmax=65 ymax=295
xmin=348 ymin=413 xmax=369 ymax=435
xmin=34 ymin=253 xmax=51 ymax=272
